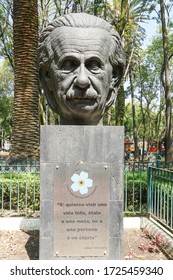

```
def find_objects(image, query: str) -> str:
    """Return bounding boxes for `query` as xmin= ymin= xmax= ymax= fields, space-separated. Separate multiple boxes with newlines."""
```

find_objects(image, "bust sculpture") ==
xmin=39 ymin=13 xmax=126 ymax=125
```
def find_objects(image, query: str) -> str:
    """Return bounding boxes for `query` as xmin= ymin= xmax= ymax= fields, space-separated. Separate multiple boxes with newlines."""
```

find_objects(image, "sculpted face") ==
xmin=45 ymin=27 xmax=114 ymax=125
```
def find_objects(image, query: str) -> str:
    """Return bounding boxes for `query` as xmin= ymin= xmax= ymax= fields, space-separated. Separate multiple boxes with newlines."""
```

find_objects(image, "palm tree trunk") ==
xmin=10 ymin=0 xmax=39 ymax=161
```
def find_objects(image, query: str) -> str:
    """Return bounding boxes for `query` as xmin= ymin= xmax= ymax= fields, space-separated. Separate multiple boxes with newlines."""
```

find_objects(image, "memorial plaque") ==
xmin=53 ymin=163 xmax=110 ymax=257
xmin=40 ymin=125 xmax=124 ymax=260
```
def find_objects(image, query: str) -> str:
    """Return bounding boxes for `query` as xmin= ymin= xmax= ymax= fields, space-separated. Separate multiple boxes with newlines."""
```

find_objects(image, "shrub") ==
xmin=124 ymin=171 xmax=147 ymax=214
xmin=0 ymin=171 xmax=40 ymax=215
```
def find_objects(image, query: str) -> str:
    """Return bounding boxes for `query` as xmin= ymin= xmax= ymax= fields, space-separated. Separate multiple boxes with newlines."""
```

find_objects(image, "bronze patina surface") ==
xmin=39 ymin=13 xmax=125 ymax=125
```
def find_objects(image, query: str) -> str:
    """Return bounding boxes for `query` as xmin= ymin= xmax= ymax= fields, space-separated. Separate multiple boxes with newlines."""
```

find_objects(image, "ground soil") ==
xmin=0 ymin=229 xmax=169 ymax=260
xmin=123 ymin=229 xmax=169 ymax=260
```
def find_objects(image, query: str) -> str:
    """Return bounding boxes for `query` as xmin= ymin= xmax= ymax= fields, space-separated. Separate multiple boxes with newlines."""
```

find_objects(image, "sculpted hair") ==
xmin=38 ymin=13 xmax=126 ymax=81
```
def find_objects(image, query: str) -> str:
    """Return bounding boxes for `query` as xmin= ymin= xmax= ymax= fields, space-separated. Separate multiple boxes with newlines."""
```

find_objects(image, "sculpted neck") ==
xmin=60 ymin=117 xmax=103 ymax=126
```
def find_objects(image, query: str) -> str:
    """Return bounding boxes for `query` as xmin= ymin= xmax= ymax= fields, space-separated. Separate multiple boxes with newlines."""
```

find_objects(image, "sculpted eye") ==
xmin=86 ymin=60 xmax=101 ymax=73
xmin=61 ymin=60 xmax=77 ymax=72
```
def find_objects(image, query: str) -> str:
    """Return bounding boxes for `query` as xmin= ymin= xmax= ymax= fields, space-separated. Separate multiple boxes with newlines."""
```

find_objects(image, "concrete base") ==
xmin=40 ymin=125 xmax=124 ymax=260
xmin=0 ymin=217 xmax=147 ymax=231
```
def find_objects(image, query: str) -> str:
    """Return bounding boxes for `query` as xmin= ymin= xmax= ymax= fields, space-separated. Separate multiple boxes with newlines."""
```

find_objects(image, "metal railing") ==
xmin=1 ymin=159 xmax=173 ymax=234
xmin=124 ymin=162 xmax=148 ymax=215
xmin=0 ymin=160 xmax=39 ymax=216
xmin=1 ymin=160 xmax=149 ymax=216
xmin=147 ymin=166 xmax=173 ymax=232
xmin=124 ymin=160 xmax=151 ymax=172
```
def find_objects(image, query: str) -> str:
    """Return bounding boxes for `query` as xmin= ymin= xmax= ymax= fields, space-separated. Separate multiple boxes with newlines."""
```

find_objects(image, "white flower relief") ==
xmin=71 ymin=171 xmax=93 ymax=195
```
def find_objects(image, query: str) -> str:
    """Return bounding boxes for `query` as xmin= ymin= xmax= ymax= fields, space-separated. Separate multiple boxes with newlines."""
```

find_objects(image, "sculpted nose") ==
xmin=74 ymin=64 xmax=90 ymax=88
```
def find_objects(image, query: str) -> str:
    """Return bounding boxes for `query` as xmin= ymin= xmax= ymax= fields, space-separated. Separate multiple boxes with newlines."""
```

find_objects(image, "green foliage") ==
xmin=0 ymin=0 xmax=13 ymax=68
xmin=124 ymin=171 xmax=148 ymax=214
xmin=0 ymin=59 xmax=13 ymax=139
xmin=124 ymin=31 xmax=172 ymax=144
xmin=0 ymin=171 xmax=40 ymax=215
xmin=103 ymin=105 xmax=116 ymax=125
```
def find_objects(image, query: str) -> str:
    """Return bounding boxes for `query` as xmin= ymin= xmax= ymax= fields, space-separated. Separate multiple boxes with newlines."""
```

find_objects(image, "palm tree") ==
xmin=10 ymin=0 xmax=39 ymax=161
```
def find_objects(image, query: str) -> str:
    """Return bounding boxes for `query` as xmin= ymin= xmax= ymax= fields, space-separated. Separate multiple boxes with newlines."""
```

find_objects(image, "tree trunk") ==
xmin=129 ymin=70 xmax=138 ymax=159
xmin=160 ymin=0 xmax=173 ymax=162
xmin=140 ymin=94 xmax=146 ymax=161
xmin=10 ymin=0 xmax=39 ymax=161
xmin=115 ymin=84 xmax=125 ymax=125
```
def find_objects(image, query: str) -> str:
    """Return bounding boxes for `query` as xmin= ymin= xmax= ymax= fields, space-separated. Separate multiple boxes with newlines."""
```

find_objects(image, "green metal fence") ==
xmin=124 ymin=161 xmax=148 ymax=215
xmin=0 ymin=159 xmax=173 ymax=233
xmin=0 ymin=160 xmax=39 ymax=216
xmin=147 ymin=166 xmax=173 ymax=232
xmin=0 ymin=160 xmax=149 ymax=216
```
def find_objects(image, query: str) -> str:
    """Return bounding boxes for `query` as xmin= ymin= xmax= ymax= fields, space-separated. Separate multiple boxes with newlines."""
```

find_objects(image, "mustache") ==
xmin=66 ymin=88 xmax=98 ymax=100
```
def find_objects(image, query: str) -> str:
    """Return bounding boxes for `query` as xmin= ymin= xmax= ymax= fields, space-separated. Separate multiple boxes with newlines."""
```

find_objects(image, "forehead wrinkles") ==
xmin=50 ymin=27 xmax=111 ymax=58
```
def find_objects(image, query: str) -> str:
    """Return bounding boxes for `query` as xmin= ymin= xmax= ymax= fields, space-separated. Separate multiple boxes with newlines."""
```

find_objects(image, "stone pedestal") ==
xmin=40 ymin=125 xmax=124 ymax=259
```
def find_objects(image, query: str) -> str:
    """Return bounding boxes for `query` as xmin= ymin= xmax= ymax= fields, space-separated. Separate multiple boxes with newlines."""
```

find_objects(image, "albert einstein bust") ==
xmin=39 ymin=13 xmax=125 ymax=125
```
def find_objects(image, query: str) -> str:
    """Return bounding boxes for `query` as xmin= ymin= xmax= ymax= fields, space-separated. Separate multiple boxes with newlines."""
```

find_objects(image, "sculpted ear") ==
xmin=39 ymin=67 xmax=57 ymax=111
xmin=105 ymin=78 xmax=119 ymax=110
xmin=105 ymin=67 xmax=123 ymax=110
